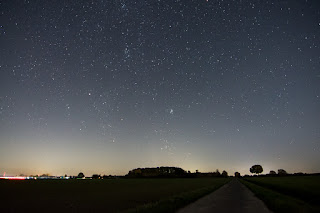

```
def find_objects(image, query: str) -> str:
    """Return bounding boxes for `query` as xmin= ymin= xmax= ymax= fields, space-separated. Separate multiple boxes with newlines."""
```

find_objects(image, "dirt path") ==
xmin=177 ymin=178 xmax=272 ymax=213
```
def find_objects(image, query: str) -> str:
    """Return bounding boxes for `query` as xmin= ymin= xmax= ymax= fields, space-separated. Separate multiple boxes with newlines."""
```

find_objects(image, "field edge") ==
xmin=125 ymin=178 xmax=231 ymax=213
xmin=240 ymin=179 xmax=319 ymax=213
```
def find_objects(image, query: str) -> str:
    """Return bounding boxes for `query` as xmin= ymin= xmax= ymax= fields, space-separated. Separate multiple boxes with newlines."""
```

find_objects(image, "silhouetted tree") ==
xmin=293 ymin=172 xmax=304 ymax=176
xmin=234 ymin=172 xmax=241 ymax=178
xmin=222 ymin=170 xmax=228 ymax=177
xmin=269 ymin=170 xmax=277 ymax=176
xmin=250 ymin=165 xmax=263 ymax=175
xmin=77 ymin=172 xmax=85 ymax=178
xmin=175 ymin=167 xmax=186 ymax=176
xmin=92 ymin=174 xmax=101 ymax=179
xmin=278 ymin=169 xmax=287 ymax=176
xmin=214 ymin=169 xmax=221 ymax=177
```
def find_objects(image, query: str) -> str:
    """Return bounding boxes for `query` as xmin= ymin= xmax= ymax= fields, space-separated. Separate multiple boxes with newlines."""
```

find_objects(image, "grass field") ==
xmin=241 ymin=176 xmax=320 ymax=213
xmin=0 ymin=178 xmax=229 ymax=213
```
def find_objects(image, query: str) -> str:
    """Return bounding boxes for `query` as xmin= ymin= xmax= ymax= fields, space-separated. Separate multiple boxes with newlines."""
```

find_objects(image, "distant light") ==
xmin=0 ymin=177 xmax=26 ymax=180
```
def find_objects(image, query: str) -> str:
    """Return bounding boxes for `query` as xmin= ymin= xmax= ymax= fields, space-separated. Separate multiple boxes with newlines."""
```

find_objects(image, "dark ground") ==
xmin=0 ymin=178 xmax=227 ymax=212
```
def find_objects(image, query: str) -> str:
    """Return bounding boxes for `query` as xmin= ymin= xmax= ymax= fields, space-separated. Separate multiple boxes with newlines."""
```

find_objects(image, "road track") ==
xmin=177 ymin=178 xmax=272 ymax=213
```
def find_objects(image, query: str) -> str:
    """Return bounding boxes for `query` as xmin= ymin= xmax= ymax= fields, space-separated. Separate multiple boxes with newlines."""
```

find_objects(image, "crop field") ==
xmin=242 ymin=176 xmax=320 ymax=213
xmin=0 ymin=178 xmax=229 ymax=213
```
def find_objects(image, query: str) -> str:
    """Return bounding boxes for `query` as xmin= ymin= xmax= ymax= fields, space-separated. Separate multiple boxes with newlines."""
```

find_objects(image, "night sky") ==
xmin=1 ymin=0 xmax=320 ymax=177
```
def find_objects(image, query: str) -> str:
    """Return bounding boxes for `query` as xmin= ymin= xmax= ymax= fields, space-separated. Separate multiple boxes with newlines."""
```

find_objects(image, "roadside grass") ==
xmin=244 ymin=176 xmax=320 ymax=205
xmin=0 ymin=178 xmax=230 ymax=212
xmin=241 ymin=179 xmax=320 ymax=213
xmin=126 ymin=178 xmax=230 ymax=213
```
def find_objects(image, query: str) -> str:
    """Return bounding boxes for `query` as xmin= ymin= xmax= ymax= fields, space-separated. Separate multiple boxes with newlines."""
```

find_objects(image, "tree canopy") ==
xmin=234 ymin=172 xmax=241 ymax=178
xmin=269 ymin=170 xmax=277 ymax=175
xmin=250 ymin=165 xmax=263 ymax=175
xmin=127 ymin=167 xmax=186 ymax=178
xmin=221 ymin=170 xmax=228 ymax=177
xmin=278 ymin=169 xmax=287 ymax=176
xmin=77 ymin=172 xmax=85 ymax=178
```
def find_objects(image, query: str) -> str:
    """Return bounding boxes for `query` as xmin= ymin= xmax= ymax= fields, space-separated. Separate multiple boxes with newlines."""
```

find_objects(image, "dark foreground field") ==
xmin=0 ymin=178 xmax=229 ymax=213
xmin=241 ymin=176 xmax=320 ymax=213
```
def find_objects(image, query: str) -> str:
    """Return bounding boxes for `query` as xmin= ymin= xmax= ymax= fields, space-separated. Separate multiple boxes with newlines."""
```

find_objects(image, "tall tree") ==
xmin=234 ymin=172 xmax=241 ymax=178
xmin=77 ymin=172 xmax=85 ymax=178
xmin=278 ymin=169 xmax=287 ymax=176
xmin=250 ymin=165 xmax=263 ymax=175
xmin=222 ymin=170 xmax=228 ymax=177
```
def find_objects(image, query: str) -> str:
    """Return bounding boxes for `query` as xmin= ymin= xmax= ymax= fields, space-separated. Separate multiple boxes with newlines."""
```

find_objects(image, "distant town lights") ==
xmin=0 ymin=176 xmax=26 ymax=180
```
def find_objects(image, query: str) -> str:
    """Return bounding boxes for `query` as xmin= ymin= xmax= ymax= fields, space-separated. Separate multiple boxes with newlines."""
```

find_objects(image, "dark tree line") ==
xmin=248 ymin=165 xmax=294 ymax=177
xmin=126 ymin=167 xmax=229 ymax=178
xmin=268 ymin=169 xmax=288 ymax=176
xmin=127 ymin=167 xmax=187 ymax=178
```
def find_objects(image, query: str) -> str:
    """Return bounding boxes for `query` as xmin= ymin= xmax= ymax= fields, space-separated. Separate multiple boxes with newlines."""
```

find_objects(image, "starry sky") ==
xmin=1 ymin=0 xmax=320 ymax=176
